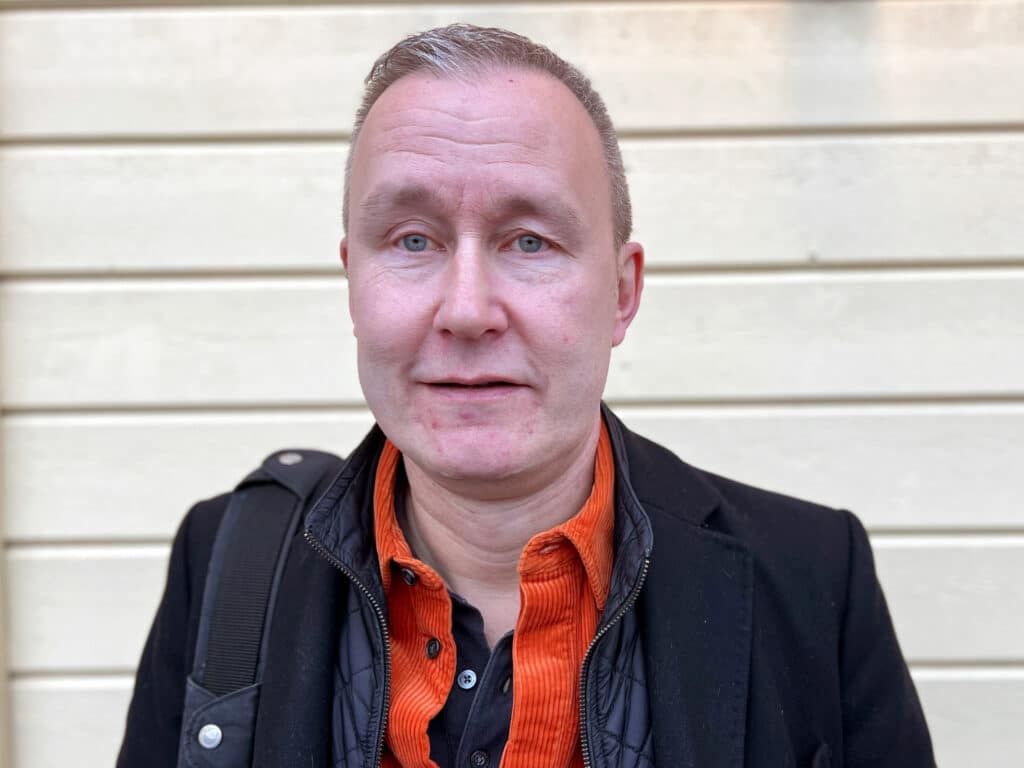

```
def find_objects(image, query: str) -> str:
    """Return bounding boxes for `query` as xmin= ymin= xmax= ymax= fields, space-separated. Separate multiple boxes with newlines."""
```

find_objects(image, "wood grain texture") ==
xmin=7 ymin=667 xmax=1024 ymax=767
xmin=3 ymin=271 xmax=1023 ymax=408
xmin=4 ymin=135 xmax=1023 ymax=274
xmin=7 ymin=537 xmax=1023 ymax=673
xmin=4 ymin=404 xmax=1023 ymax=541
xmin=2 ymin=2 xmax=1023 ymax=139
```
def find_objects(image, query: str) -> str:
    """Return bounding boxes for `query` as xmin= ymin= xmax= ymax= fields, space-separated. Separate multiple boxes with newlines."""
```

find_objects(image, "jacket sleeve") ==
xmin=116 ymin=495 xmax=228 ymax=768
xmin=839 ymin=510 xmax=935 ymax=767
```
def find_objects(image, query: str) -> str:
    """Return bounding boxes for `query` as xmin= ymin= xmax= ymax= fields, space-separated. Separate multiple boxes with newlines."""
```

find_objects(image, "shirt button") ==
xmin=456 ymin=669 xmax=477 ymax=690
xmin=469 ymin=750 xmax=489 ymax=767
xmin=400 ymin=567 xmax=418 ymax=586
xmin=425 ymin=637 xmax=441 ymax=659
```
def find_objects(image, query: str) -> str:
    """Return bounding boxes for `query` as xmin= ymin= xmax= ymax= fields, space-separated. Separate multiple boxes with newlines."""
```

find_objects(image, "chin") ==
xmin=426 ymin=432 xmax=526 ymax=479
xmin=394 ymin=420 xmax=542 ymax=486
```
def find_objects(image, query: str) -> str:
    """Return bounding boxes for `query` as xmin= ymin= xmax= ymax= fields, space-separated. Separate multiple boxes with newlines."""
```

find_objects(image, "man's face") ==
xmin=343 ymin=67 xmax=642 ymax=495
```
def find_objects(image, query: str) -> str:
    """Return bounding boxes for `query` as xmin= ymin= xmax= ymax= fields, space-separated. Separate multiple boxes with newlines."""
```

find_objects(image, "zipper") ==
xmin=578 ymin=555 xmax=651 ymax=768
xmin=304 ymin=528 xmax=391 ymax=768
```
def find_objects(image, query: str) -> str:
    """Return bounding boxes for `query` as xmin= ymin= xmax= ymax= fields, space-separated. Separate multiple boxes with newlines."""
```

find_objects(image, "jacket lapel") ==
xmin=608 ymin=412 xmax=752 ymax=768
xmin=641 ymin=510 xmax=752 ymax=767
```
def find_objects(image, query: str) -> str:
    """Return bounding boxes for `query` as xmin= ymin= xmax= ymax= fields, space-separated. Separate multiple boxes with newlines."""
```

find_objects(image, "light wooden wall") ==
xmin=2 ymin=1 xmax=1023 ymax=766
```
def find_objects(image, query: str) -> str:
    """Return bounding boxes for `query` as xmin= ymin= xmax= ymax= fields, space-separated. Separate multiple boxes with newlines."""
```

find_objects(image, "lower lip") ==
xmin=424 ymin=383 xmax=527 ymax=402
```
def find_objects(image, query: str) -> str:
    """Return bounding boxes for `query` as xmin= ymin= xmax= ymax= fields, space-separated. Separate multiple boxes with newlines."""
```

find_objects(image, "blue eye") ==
xmin=517 ymin=235 xmax=546 ymax=253
xmin=401 ymin=234 xmax=429 ymax=252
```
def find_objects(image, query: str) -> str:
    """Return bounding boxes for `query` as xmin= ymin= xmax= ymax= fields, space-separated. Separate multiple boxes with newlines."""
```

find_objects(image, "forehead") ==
xmin=348 ymin=67 xmax=611 ymax=227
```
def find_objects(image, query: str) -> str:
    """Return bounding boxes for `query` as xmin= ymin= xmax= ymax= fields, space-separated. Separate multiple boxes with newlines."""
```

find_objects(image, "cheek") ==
xmin=525 ymin=282 xmax=618 ymax=386
xmin=541 ymin=278 xmax=618 ymax=347
xmin=350 ymin=275 xmax=429 ymax=354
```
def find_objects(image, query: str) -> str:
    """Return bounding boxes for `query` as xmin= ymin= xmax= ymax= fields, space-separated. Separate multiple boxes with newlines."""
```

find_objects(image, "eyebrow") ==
xmin=490 ymin=194 xmax=583 ymax=230
xmin=358 ymin=183 xmax=438 ymax=218
xmin=357 ymin=183 xmax=584 ymax=231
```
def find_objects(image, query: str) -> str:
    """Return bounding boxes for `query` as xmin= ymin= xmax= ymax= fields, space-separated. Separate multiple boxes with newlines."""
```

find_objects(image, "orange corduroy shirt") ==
xmin=373 ymin=422 xmax=615 ymax=768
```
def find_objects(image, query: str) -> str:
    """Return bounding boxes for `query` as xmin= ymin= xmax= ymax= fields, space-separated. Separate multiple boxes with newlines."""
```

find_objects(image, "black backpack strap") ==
xmin=178 ymin=449 xmax=343 ymax=767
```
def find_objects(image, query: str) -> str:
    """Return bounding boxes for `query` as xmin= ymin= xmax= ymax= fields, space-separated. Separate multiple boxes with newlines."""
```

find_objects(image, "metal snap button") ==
xmin=278 ymin=451 xmax=303 ymax=465
xmin=400 ymin=567 xmax=418 ymax=586
xmin=469 ymin=749 xmax=489 ymax=767
xmin=197 ymin=723 xmax=222 ymax=749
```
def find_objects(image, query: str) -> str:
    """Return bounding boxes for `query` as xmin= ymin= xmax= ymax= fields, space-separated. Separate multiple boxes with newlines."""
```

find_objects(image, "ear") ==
xmin=612 ymin=241 xmax=644 ymax=347
xmin=340 ymin=237 xmax=350 ymax=270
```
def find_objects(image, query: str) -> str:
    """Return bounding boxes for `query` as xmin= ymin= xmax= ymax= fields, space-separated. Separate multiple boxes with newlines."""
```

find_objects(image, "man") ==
xmin=119 ymin=24 xmax=934 ymax=768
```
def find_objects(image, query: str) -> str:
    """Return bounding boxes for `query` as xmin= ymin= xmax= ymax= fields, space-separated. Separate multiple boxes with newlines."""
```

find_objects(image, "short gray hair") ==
xmin=343 ymin=23 xmax=632 ymax=248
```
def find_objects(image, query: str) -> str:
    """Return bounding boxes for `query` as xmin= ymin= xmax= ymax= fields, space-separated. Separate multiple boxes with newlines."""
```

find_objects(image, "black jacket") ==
xmin=118 ymin=409 xmax=934 ymax=767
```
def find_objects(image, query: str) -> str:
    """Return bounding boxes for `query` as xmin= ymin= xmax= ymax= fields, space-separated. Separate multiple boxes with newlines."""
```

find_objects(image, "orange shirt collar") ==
xmin=373 ymin=420 xmax=615 ymax=611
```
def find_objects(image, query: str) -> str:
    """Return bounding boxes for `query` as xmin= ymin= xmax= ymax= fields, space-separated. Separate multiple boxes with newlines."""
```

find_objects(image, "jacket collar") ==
xmin=304 ymin=424 xmax=389 ymax=603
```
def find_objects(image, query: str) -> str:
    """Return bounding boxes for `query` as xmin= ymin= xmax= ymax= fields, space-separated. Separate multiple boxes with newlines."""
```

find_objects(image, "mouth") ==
xmin=429 ymin=380 xmax=520 ymax=389
xmin=422 ymin=378 xmax=527 ymax=399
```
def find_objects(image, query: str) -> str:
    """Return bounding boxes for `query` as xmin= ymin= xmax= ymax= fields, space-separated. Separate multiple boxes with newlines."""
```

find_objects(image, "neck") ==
xmin=399 ymin=421 xmax=601 ymax=642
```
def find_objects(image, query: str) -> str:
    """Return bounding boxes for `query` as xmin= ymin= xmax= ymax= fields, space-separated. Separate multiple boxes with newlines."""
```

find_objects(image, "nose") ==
xmin=433 ymin=242 xmax=509 ymax=339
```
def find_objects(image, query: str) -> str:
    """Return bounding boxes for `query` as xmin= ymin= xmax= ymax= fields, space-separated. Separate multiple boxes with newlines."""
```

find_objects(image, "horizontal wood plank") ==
xmin=8 ymin=667 xmax=1024 ymax=767
xmin=0 ymin=143 xmax=346 ymax=274
xmin=620 ymin=405 xmax=1024 ymax=533
xmin=6 ymin=545 xmax=170 ymax=673
xmin=915 ymin=669 xmax=1024 ymax=766
xmin=9 ymin=676 xmax=133 ymax=768
xmin=3 ymin=271 xmax=1023 ymax=408
xmin=4 ymin=403 xmax=1023 ymax=541
xmin=4 ymin=134 xmax=1024 ymax=274
xmin=1 ymin=411 xmax=377 ymax=541
xmin=873 ymin=538 xmax=1024 ymax=664
xmin=0 ymin=276 xmax=361 ymax=407
xmin=7 ymin=537 xmax=1023 ymax=673
xmin=2 ymin=2 xmax=1023 ymax=139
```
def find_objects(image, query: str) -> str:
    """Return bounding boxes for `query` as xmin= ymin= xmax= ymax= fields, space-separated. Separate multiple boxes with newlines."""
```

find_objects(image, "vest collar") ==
xmin=304 ymin=406 xmax=663 ymax=618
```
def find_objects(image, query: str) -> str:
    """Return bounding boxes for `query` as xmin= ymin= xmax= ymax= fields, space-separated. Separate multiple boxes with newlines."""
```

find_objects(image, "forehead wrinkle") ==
xmin=376 ymin=124 xmax=549 ymax=154
xmin=396 ymin=104 xmax=519 ymax=128
xmin=374 ymin=104 xmax=551 ymax=153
